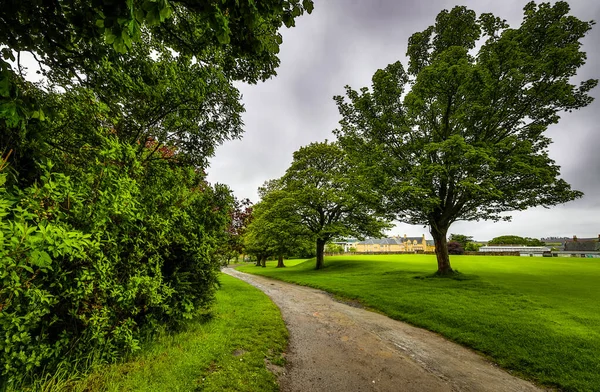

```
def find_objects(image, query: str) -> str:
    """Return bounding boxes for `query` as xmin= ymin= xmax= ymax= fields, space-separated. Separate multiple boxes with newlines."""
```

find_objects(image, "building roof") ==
xmin=356 ymin=238 xmax=400 ymax=245
xmin=564 ymin=241 xmax=599 ymax=252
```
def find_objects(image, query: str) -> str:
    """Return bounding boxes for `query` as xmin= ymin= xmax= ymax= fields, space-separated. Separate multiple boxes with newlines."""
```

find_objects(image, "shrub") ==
xmin=447 ymin=241 xmax=464 ymax=255
xmin=0 ymin=136 xmax=233 ymax=387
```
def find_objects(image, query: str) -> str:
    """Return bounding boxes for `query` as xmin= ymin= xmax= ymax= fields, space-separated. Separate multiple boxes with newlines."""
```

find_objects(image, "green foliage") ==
xmin=1 ymin=0 xmax=314 ymax=182
xmin=0 ymin=135 xmax=233 ymax=387
xmin=65 ymin=274 xmax=288 ymax=392
xmin=449 ymin=234 xmax=472 ymax=248
xmin=447 ymin=241 xmax=464 ymax=255
xmin=239 ymin=255 xmax=600 ymax=391
xmin=488 ymin=235 xmax=545 ymax=246
xmin=244 ymin=185 xmax=310 ymax=263
xmin=464 ymin=242 xmax=483 ymax=252
xmin=325 ymin=243 xmax=344 ymax=253
xmin=335 ymin=1 xmax=596 ymax=273
xmin=0 ymin=0 xmax=314 ymax=83
xmin=280 ymin=141 xmax=390 ymax=269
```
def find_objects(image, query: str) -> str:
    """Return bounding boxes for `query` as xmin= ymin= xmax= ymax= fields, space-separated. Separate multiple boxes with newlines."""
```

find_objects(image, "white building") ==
xmin=479 ymin=246 xmax=551 ymax=257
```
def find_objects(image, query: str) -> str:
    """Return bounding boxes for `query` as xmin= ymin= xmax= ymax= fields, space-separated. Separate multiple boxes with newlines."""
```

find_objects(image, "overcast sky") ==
xmin=206 ymin=0 xmax=600 ymax=241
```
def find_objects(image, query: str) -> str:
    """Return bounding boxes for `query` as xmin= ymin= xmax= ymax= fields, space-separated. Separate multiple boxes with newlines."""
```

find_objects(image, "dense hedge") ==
xmin=0 ymin=135 xmax=232 ymax=386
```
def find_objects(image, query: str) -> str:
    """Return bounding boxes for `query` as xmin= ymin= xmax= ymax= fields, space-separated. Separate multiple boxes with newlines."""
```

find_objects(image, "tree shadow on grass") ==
xmin=414 ymin=270 xmax=479 ymax=281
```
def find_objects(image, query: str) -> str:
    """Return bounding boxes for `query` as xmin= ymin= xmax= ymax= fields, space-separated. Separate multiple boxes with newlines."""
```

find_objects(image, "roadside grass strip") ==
xmin=238 ymin=255 xmax=600 ymax=392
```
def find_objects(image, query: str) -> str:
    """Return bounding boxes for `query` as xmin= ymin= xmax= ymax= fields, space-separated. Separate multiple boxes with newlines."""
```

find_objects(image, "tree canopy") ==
xmin=488 ymin=235 xmax=545 ymax=246
xmin=449 ymin=234 xmax=473 ymax=248
xmin=244 ymin=182 xmax=310 ymax=268
xmin=335 ymin=1 xmax=596 ymax=275
xmin=280 ymin=141 xmax=389 ymax=269
xmin=1 ymin=0 xmax=314 ymax=181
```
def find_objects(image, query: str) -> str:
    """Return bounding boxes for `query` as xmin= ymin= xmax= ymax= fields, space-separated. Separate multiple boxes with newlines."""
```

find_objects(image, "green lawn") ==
xmin=238 ymin=255 xmax=600 ymax=392
xmin=39 ymin=273 xmax=287 ymax=392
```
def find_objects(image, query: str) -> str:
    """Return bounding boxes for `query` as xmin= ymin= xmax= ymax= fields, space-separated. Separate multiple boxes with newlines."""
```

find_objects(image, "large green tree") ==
xmin=281 ymin=141 xmax=389 ymax=269
xmin=1 ymin=0 xmax=314 ymax=182
xmin=335 ymin=2 xmax=596 ymax=275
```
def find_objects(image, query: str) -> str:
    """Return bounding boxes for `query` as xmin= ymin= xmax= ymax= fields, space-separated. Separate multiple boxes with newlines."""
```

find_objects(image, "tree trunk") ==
xmin=431 ymin=225 xmax=454 ymax=275
xmin=255 ymin=257 xmax=261 ymax=267
xmin=316 ymin=238 xmax=326 ymax=270
xmin=261 ymin=255 xmax=266 ymax=268
xmin=276 ymin=254 xmax=286 ymax=268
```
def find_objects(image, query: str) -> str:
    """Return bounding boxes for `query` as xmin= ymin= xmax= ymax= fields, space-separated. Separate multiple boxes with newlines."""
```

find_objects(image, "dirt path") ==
xmin=222 ymin=268 xmax=544 ymax=392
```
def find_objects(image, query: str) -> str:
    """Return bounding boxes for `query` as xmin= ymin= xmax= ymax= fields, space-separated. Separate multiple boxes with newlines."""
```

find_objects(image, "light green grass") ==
xmin=238 ymin=255 xmax=600 ymax=392
xmin=53 ymin=273 xmax=287 ymax=392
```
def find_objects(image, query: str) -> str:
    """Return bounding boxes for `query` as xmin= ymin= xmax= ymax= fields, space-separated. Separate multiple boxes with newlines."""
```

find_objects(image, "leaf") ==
xmin=1 ymin=48 xmax=15 ymax=61
xmin=303 ymin=0 xmax=314 ymax=13
xmin=30 ymin=250 xmax=52 ymax=268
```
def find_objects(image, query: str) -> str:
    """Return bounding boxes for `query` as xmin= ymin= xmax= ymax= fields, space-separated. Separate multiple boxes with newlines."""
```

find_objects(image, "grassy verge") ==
xmin=31 ymin=273 xmax=287 ymax=392
xmin=238 ymin=255 xmax=600 ymax=392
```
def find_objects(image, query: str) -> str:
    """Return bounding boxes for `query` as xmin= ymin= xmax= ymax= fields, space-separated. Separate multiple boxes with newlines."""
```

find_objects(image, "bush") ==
xmin=447 ymin=241 xmax=464 ymax=255
xmin=465 ymin=242 xmax=482 ymax=252
xmin=0 ymin=136 xmax=233 ymax=387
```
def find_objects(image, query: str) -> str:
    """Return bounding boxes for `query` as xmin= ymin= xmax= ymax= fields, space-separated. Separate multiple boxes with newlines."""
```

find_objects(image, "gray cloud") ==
xmin=207 ymin=0 xmax=600 ymax=240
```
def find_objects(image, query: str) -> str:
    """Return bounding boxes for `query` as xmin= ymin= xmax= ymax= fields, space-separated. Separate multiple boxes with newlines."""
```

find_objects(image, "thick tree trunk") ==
xmin=316 ymin=238 xmax=326 ymax=270
xmin=431 ymin=225 xmax=454 ymax=275
xmin=261 ymin=255 xmax=267 ymax=268
xmin=255 ymin=257 xmax=261 ymax=267
xmin=276 ymin=254 xmax=286 ymax=268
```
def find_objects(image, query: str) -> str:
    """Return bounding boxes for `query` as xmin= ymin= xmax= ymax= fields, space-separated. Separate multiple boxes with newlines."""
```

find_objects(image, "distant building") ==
xmin=479 ymin=245 xmax=551 ymax=257
xmin=331 ymin=238 xmax=359 ymax=252
xmin=556 ymin=235 xmax=600 ymax=258
xmin=354 ymin=234 xmax=435 ymax=253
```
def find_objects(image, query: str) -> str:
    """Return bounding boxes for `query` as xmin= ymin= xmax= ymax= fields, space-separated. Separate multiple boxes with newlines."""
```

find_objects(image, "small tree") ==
xmin=281 ymin=141 xmax=389 ymax=269
xmin=245 ymin=183 xmax=311 ymax=268
xmin=449 ymin=234 xmax=473 ymax=249
xmin=465 ymin=242 xmax=482 ymax=252
xmin=447 ymin=241 xmax=464 ymax=255
xmin=335 ymin=2 xmax=596 ymax=275
xmin=218 ymin=197 xmax=253 ymax=264
xmin=325 ymin=243 xmax=345 ymax=254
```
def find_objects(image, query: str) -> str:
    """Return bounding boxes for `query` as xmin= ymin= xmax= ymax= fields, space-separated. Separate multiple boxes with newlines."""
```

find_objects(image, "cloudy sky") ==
xmin=207 ymin=0 xmax=600 ymax=241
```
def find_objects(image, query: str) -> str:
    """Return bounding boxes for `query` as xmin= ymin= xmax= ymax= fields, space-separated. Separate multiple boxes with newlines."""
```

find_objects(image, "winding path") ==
xmin=223 ymin=268 xmax=544 ymax=392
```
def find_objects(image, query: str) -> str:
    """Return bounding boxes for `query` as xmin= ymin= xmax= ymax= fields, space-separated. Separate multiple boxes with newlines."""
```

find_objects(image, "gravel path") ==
xmin=222 ymin=268 xmax=545 ymax=392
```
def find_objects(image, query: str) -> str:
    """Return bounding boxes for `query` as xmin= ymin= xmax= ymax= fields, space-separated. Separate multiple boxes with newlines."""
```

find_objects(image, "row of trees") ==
xmin=0 ymin=0 xmax=313 ymax=387
xmin=245 ymin=1 xmax=596 ymax=274
xmin=243 ymin=142 xmax=389 ymax=270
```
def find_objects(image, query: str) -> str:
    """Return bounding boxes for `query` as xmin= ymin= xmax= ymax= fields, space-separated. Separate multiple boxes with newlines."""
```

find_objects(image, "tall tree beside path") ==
xmin=281 ymin=141 xmax=389 ymax=269
xmin=335 ymin=1 xmax=596 ymax=275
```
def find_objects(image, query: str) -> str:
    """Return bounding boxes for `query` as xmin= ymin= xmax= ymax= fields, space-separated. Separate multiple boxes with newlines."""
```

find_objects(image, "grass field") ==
xmin=238 ymin=255 xmax=600 ymax=392
xmin=32 ymin=273 xmax=287 ymax=392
